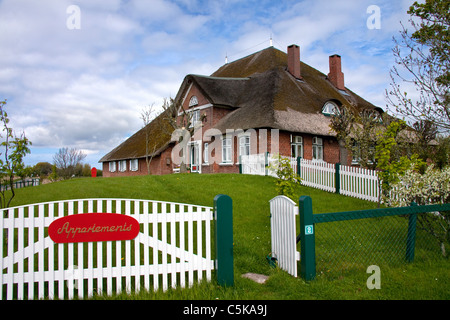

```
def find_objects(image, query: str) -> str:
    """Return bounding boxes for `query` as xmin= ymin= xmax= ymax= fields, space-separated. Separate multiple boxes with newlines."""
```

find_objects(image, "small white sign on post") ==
xmin=305 ymin=225 xmax=314 ymax=235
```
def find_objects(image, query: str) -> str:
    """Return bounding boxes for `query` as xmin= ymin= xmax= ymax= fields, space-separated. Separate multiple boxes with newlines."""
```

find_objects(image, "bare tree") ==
xmin=330 ymin=106 xmax=383 ymax=169
xmin=140 ymin=104 xmax=159 ymax=175
xmin=53 ymin=147 xmax=86 ymax=179
xmin=161 ymin=98 xmax=205 ymax=173
xmin=161 ymin=98 xmax=204 ymax=134
xmin=329 ymin=105 xmax=355 ymax=165
xmin=386 ymin=0 xmax=450 ymax=133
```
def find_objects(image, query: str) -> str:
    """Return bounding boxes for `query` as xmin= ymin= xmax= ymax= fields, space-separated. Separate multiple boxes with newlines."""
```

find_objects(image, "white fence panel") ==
xmin=241 ymin=153 xmax=381 ymax=203
xmin=241 ymin=154 xmax=267 ymax=176
xmin=0 ymin=198 xmax=214 ymax=300
xmin=269 ymin=196 xmax=300 ymax=277
xmin=300 ymin=159 xmax=335 ymax=193
xmin=340 ymin=165 xmax=379 ymax=202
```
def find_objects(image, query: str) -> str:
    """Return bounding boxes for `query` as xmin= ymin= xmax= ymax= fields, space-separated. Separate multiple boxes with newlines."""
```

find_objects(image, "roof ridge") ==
xmin=223 ymin=46 xmax=285 ymax=67
xmin=189 ymin=74 xmax=250 ymax=81
xmin=211 ymin=46 xmax=287 ymax=78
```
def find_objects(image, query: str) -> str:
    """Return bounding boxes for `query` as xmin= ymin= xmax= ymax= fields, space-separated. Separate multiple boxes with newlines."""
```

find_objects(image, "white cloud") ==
xmin=0 ymin=0 xmax=417 ymax=167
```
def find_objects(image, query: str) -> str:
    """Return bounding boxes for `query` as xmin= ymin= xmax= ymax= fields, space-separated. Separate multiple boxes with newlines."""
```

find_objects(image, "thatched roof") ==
xmin=99 ymin=109 xmax=173 ymax=162
xmin=209 ymin=46 xmax=381 ymax=134
xmin=176 ymin=75 xmax=250 ymax=108
xmin=100 ymin=46 xmax=382 ymax=162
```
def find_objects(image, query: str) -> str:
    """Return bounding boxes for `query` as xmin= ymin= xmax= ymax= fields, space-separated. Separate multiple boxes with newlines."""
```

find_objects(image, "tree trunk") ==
xmin=338 ymin=139 xmax=348 ymax=165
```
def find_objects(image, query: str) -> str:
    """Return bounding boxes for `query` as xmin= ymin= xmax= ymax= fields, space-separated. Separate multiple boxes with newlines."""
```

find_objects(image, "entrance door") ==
xmin=189 ymin=142 xmax=200 ymax=173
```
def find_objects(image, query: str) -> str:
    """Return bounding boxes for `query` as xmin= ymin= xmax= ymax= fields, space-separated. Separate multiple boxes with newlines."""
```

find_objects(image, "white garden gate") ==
xmin=269 ymin=196 xmax=300 ymax=277
xmin=0 ymin=198 xmax=215 ymax=300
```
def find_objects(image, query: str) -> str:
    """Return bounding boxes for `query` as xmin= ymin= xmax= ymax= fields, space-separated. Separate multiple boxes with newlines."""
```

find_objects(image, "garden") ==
xmin=5 ymin=173 xmax=449 ymax=300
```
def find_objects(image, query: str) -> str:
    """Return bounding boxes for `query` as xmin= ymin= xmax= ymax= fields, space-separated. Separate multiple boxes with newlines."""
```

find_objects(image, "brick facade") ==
xmin=100 ymin=45 xmax=380 ymax=177
xmin=103 ymin=124 xmax=347 ymax=177
xmin=103 ymin=77 xmax=354 ymax=177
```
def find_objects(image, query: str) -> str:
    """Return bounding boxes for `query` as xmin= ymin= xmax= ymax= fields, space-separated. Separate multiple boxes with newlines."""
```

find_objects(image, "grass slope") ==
xmin=8 ymin=174 xmax=450 ymax=300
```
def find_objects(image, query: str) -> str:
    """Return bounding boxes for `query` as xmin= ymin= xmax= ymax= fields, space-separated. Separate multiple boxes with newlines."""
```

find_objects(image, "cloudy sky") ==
xmin=0 ymin=0 xmax=415 ymax=168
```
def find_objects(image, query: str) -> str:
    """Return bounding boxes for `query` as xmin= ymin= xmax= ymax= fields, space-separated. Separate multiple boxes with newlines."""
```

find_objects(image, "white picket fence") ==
xmin=340 ymin=164 xmax=379 ymax=202
xmin=240 ymin=153 xmax=267 ymax=176
xmin=0 ymin=198 xmax=214 ymax=300
xmin=241 ymin=153 xmax=380 ymax=202
xmin=269 ymin=196 xmax=300 ymax=277
xmin=299 ymin=159 xmax=335 ymax=193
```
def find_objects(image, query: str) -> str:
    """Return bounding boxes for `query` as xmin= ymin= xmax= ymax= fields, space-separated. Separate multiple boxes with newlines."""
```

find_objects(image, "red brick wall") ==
xmin=182 ymin=84 xmax=209 ymax=110
xmin=323 ymin=137 xmax=340 ymax=163
xmin=276 ymin=131 xmax=346 ymax=164
xmin=102 ymin=111 xmax=352 ymax=177
xmin=102 ymin=146 xmax=176 ymax=177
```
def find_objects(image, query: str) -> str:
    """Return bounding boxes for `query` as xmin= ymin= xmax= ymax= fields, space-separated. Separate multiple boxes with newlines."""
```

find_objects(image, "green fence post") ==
xmin=406 ymin=202 xmax=418 ymax=263
xmin=214 ymin=194 xmax=234 ymax=287
xmin=299 ymin=195 xmax=316 ymax=281
xmin=297 ymin=157 xmax=301 ymax=178
xmin=335 ymin=163 xmax=341 ymax=195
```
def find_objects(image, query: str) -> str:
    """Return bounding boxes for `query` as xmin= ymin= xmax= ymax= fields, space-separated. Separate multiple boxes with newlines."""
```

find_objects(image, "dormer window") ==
xmin=189 ymin=96 xmax=198 ymax=107
xmin=322 ymin=101 xmax=338 ymax=116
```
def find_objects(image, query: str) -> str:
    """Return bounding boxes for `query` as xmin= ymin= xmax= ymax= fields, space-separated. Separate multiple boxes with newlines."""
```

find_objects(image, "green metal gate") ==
xmin=298 ymin=196 xmax=450 ymax=281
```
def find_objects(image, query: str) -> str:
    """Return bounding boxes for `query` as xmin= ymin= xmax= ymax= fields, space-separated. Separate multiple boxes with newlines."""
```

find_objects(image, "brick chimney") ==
xmin=328 ymin=54 xmax=345 ymax=90
xmin=287 ymin=44 xmax=302 ymax=79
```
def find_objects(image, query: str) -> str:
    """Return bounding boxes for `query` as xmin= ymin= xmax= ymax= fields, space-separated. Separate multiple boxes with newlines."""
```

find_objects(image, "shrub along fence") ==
xmin=240 ymin=153 xmax=380 ymax=202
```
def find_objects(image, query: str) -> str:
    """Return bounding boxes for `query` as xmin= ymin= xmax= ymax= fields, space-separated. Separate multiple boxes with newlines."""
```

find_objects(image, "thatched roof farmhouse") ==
xmin=100 ymin=45 xmax=383 ymax=176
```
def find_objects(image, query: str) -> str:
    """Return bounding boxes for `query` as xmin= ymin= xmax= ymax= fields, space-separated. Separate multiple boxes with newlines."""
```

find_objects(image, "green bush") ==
xmin=268 ymin=154 xmax=301 ymax=200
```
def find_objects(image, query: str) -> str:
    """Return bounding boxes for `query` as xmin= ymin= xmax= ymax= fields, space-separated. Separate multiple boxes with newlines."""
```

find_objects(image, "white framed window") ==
xmin=118 ymin=160 xmax=127 ymax=172
xmin=352 ymin=141 xmax=361 ymax=164
xmin=222 ymin=137 xmax=232 ymax=163
xmin=109 ymin=161 xmax=116 ymax=172
xmin=312 ymin=137 xmax=323 ymax=161
xmin=322 ymin=101 xmax=338 ymax=116
xmin=130 ymin=159 xmax=138 ymax=172
xmin=239 ymin=135 xmax=250 ymax=157
xmin=189 ymin=95 xmax=198 ymax=107
xmin=203 ymin=142 xmax=209 ymax=164
xmin=189 ymin=110 xmax=200 ymax=128
xmin=291 ymin=135 xmax=303 ymax=158
xmin=352 ymin=141 xmax=375 ymax=165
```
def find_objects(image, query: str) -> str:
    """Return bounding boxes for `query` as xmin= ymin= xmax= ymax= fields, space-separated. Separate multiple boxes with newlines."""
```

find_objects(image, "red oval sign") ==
xmin=49 ymin=213 xmax=140 ymax=243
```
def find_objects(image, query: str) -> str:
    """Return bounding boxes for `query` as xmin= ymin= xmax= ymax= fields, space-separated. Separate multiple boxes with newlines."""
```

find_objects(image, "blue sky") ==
xmin=0 ymin=0 xmax=416 ymax=168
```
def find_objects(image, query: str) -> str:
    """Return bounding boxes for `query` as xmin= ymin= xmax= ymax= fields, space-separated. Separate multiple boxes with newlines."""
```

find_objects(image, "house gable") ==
xmin=100 ymin=44 xmax=384 ymax=175
xmin=180 ymin=80 xmax=210 ymax=110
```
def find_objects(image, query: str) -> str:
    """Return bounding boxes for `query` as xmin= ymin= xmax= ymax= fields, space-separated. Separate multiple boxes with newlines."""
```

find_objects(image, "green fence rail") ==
xmin=299 ymin=196 xmax=450 ymax=281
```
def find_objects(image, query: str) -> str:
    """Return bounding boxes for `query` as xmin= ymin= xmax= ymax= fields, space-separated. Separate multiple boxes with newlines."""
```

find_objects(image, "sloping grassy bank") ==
xmin=8 ymin=174 xmax=449 ymax=300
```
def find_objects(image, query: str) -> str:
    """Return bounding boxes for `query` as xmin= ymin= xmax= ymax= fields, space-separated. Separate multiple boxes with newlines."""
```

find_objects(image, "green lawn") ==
xmin=6 ymin=173 xmax=450 ymax=300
